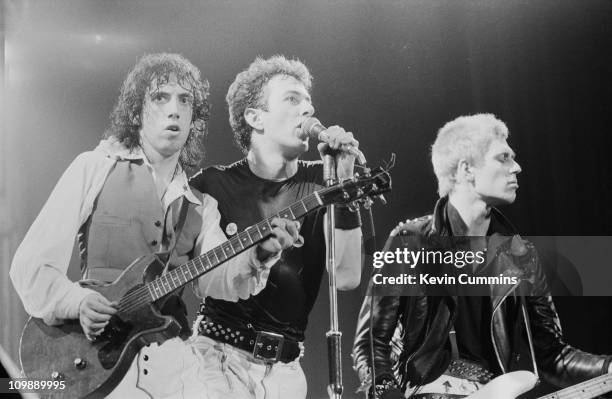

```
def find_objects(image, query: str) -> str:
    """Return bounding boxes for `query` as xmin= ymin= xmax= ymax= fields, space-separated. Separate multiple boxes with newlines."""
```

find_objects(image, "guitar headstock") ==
xmin=318 ymin=167 xmax=392 ymax=207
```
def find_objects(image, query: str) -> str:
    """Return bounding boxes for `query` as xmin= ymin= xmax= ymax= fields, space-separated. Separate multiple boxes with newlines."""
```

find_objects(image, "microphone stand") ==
xmin=323 ymin=153 xmax=343 ymax=399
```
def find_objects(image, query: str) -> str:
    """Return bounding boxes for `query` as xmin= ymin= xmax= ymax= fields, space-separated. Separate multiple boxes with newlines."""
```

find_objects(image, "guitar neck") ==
xmin=144 ymin=189 xmax=326 ymax=301
xmin=538 ymin=373 xmax=612 ymax=399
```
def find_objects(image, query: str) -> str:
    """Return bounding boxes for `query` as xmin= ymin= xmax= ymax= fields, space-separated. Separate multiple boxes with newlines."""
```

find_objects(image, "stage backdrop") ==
xmin=2 ymin=1 xmax=611 ymax=398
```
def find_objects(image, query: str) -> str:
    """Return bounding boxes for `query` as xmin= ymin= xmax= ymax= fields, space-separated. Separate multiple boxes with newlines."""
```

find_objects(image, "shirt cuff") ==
xmin=52 ymin=283 xmax=98 ymax=323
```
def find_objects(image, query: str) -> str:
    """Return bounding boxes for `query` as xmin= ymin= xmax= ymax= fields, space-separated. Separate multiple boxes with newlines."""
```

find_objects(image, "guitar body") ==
xmin=412 ymin=370 xmax=537 ymax=399
xmin=466 ymin=371 xmax=537 ymax=399
xmin=19 ymin=254 xmax=181 ymax=399
xmin=418 ymin=370 xmax=612 ymax=399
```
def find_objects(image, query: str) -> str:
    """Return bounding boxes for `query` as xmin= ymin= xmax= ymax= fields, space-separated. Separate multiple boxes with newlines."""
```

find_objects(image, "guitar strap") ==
xmin=157 ymin=197 xmax=192 ymax=337
xmin=162 ymin=196 xmax=190 ymax=275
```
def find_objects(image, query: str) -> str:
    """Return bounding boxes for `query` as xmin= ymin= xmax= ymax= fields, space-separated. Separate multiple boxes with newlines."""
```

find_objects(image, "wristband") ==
xmin=334 ymin=204 xmax=362 ymax=230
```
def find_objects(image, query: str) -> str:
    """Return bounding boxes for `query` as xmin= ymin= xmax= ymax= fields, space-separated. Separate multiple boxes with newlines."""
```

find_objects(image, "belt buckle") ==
xmin=252 ymin=331 xmax=284 ymax=363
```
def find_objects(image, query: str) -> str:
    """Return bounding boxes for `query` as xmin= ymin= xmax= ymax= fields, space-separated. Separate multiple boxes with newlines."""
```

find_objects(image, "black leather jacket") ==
xmin=352 ymin=197 xmax=611 ymax=394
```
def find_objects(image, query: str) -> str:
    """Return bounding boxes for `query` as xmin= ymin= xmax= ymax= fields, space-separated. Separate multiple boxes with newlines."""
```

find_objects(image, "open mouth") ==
xmin=166 ymin=125 xmax=180 ymax=132
xmin=296 ymin=121 xmax=309 ymax=139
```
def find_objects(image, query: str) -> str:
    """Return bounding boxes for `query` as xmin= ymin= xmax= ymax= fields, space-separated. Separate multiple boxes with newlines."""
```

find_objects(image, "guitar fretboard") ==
xmin=144 ymin=190 xmax=324 ymax=301
xmin=539 ymin=373 xmax=612 ymax=399
xmin=114 ymin=169 xmax=388 ymax=314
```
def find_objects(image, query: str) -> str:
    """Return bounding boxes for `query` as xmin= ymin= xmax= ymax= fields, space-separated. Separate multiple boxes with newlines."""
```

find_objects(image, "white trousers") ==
xmin=105 ymin=336 xmax=307 ymax=399
xmin=189 ymin=335 xmax=307 ymax=399
xmin=107 ymin=337 xmax=207 ymax=399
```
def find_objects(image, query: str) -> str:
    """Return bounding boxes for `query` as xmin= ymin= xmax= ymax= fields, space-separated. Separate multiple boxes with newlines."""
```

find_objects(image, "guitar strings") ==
xmin=117 ymin=181 xmax=378 ymax=313
xmin=115 ymin=194 xmax=329 ymax=314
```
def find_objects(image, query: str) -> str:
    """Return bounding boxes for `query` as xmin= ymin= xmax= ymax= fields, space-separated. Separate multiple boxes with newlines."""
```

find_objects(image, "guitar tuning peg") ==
xmin=356 ymin=188 xmax=364 ymax=198
xmin=370 ymin=184 xmax=388 ymax=205
xmin=376 ymin=194 xmax=387 ymax=205
xmin=342 ymin=191 xmax=350 ymax=200
xmin=362 ymin=197 xmax=374 ymax=210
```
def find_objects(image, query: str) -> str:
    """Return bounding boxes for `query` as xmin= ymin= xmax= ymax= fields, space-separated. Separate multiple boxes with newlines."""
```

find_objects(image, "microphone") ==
xmin=301 ymin=117 xmax=366 ymax=164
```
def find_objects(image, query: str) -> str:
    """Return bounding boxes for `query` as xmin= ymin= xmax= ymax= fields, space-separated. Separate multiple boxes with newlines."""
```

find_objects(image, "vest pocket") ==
xmin=94 ymin=214 xmax=132 ymax=226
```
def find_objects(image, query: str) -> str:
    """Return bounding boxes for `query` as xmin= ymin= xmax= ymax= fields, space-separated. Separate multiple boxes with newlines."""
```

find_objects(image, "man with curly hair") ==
xmin=189 ymin=55 xmax=363 ymax=398
xmin=352 ymin=114 xmax=612 ymax=399
xmin=10 ymin=53 xmax=300 ymax=398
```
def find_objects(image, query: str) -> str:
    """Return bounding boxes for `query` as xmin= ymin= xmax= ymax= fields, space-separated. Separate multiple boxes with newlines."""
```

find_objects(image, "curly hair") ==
xmin=226 ymin=55 xmax=312 ymax=153
xmin=104 ymin=53 xmax=210 ymax=171
xmin=431 ymin=113 xmax=509 ymax=197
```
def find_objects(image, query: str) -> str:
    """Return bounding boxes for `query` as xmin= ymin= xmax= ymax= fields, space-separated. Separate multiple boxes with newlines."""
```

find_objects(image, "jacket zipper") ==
xmin=490 ymin=281 xmax=520 ymax=374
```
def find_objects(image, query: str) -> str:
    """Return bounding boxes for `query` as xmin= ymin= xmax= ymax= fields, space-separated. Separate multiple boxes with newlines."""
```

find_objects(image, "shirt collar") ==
xmin=95 ymin=137 xmax=201 ymax=206
xmin=446 ymin=201 xmax=469 ymax=236
xmin=95 ymin=137 xmax=145 ymax=161
xmin=445 ymin=199 xmax=515 ymax=236
xmin=171 ymin=170 xmax=202 ymax=206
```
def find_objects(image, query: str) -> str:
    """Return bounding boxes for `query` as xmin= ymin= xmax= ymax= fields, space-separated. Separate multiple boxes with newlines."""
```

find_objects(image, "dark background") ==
xmin=2 ymin=1 xmax=612 ymax=397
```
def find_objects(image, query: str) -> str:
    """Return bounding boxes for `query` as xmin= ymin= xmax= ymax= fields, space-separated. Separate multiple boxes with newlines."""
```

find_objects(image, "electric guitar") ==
xmin=418 ymin=370 xmax=612 ymax=399
xmin=19 ymin=168 xmax=391 ymax=399
xmin=469 ymin=371 xmax=612 ymax=399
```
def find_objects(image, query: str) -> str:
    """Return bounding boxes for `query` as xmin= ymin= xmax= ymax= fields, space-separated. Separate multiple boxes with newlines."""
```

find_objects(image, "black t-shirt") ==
xmin=190 ymin=159 xmax=327 ymax=341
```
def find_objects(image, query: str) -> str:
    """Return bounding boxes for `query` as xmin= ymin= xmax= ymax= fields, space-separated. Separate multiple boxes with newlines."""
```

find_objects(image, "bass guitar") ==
xmin=468 ymin=371 xmax=612 ymax=399
xmin=416 ymin=370 xmax=612 ymax=398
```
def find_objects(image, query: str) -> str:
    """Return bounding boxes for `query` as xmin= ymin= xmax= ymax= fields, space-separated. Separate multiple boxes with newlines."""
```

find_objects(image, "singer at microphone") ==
xmin=188 ymin=55 xmax=363 ymax=399
xmin=300 ymin=117 xmax=366 ymax=165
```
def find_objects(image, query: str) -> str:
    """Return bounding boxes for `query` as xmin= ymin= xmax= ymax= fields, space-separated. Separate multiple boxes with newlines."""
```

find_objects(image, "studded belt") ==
xmin=197 ymin=317 xmax=301 ymax=363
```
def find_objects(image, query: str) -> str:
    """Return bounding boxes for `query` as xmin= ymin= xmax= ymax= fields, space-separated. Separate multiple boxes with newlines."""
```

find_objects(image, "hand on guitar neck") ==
xmin=254 ymin=217 xmax=302 ymax=260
